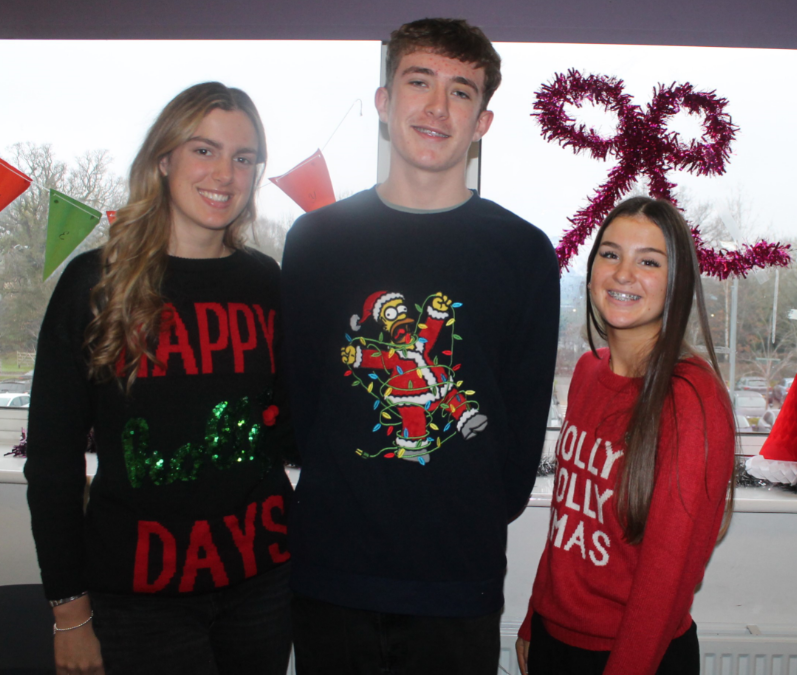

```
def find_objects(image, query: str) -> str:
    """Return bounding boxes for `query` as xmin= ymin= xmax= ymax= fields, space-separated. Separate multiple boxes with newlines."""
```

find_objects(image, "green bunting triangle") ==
xmin=44 ymin=190 xmax=101 ymax=280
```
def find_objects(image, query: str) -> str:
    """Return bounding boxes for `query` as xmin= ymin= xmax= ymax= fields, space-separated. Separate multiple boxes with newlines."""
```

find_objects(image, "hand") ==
xmin=342 ymin=345 xmax=356 ymax=365
xmin=515 ymin=636 xmax=530 ymax=675
xmin=431 ymin=292 xmax=452 ymax=314
xmin=53 ymin=595 xmax=105 ymax=675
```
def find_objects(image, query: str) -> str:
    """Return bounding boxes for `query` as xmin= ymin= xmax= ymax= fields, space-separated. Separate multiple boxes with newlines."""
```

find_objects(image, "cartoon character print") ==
xmin=342 ymin=290 xmax=487 ymax=463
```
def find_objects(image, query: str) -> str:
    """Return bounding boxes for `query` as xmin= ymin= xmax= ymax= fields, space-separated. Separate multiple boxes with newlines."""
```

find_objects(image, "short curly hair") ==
xmin=385 ymin=18 xmax=502 ymax=110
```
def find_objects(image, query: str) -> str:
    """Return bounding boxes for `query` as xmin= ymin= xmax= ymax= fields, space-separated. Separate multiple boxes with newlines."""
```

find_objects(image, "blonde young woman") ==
xmin=517 ymin=197 xmax=735 ymax=675
xmin=26 ymin=83 xmax=293 ymax=675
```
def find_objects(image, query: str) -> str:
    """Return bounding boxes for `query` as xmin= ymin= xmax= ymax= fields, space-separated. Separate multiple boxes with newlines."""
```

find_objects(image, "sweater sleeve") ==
xmin=500 ymin=241 xmax=560 ymax=520
xmin=24 ymin=254 xmax=97 ymax=600
xmin=603 ymin=369 xmax=734 ymax=675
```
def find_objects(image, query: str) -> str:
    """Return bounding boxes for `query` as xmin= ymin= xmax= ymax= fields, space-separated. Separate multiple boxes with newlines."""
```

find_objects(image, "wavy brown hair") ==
xmin=586 ymin=197 xmax=735 ymax=544
xmin=85 ymin=82 xmax=267 ymax=391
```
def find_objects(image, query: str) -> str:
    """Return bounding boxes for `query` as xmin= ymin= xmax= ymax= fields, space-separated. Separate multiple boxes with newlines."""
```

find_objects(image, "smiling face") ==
xmin=375 ymin=50 xmax=494 ymax=180
xmin=589 ymin=214 xmax=669 ymax=349
xmin=160 ymin=107 xmax=259 ymax=249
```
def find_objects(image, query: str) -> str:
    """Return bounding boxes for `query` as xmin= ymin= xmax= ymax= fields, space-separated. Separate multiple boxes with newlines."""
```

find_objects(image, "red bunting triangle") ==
xmin=106 ymin=210 xmax=117 ymax=225
xmin=269 ymin=149 xmax=335 ymax=213
xmin=0 ymin=158 xmax=32 ymax=212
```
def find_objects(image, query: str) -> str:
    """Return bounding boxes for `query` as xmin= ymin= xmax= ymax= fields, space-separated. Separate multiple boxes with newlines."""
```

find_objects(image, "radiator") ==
xmin=497 ymin=627 xmax=797 ymax=675
xmin=285 ymin=627 xmax=797 ymax=675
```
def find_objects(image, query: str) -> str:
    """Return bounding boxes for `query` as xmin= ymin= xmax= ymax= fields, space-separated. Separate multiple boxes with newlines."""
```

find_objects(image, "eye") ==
xmin=598 ymin=249 xmax=618 ymax=260
xmin=236 ymin=155 xmax=254 ymax=166
xmin=397 ymin=305 xmax=407 ymax=314
xmin=384 ymin=308 xmax=398 ymax=321
xmin=195 ymin=147 xmax=211 ymax=156
xmin=640 ymin=258 xmax=662 ymax=268
xmin=452 ymin=89 xmax=471 ymax=100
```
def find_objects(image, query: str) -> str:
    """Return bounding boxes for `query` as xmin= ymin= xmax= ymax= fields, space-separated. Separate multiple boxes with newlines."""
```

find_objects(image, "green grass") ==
xmin=0 ymin=352 xmax=34 ymax=376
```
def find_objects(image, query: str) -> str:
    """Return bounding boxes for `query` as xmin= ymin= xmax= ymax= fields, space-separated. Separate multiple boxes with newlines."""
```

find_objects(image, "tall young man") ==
xmin=281 ymin=18 xmax=560 ymax=674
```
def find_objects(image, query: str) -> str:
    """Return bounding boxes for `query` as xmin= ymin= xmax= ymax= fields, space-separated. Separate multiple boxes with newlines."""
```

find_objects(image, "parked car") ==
xmin=732 ymin=391 xmax=767 ymax=420
xmin=735 ymin=414 xmax=753 ymax=433
xmin=770 ymin=377 xmax=793 ymax=406
xmin=0 ymin=377 xmax=32 ymax=394
xmin=735 ymin=377 xmax=769 ymax=396
xmin=754 ymin=408 xmax=780 ymax=432
xmin=0 ymin=393 xmax=30 ymax=408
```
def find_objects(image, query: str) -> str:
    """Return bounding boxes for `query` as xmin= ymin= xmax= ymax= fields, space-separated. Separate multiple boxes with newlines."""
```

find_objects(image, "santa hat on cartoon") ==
xmin=746 ymin=382 xmax=797 ymax=485
xmin=350 ymin=291 xmax=404 ymax=332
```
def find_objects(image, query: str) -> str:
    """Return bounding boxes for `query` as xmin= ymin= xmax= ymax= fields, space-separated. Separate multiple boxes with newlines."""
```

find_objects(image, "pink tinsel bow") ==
xmin=534 ymin=70 xmax=791 ymax=278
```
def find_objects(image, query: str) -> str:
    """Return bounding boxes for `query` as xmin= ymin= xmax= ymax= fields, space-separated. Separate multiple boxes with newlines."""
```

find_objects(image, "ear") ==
xmin=375 ymin=87 xmax=390 ymax=124
xmin=472 ymin=109 xmax=494 ymax=143
xmin=159 ymin=155 xmax=170 ymax=177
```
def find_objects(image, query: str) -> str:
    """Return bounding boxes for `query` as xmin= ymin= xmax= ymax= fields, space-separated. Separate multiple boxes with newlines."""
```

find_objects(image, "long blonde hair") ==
xmin=85 ymin=82 xmax=267 ymax=391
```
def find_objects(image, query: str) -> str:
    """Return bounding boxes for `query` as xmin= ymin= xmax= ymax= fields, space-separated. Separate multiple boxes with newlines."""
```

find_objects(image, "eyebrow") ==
xmin=401 ymin=66 xmax=480 ymax=94
xmin=600 ymin=241 xmax=667 ymax=256
xmin=187 ymin=136 xmax=258 ymax=155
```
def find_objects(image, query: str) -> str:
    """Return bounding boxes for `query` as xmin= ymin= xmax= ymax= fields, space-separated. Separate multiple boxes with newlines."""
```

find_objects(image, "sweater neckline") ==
xmin=370 ymin=185 xmax=478 ymax=215
xmin=166 ymin=248 xmax=243 ymax=272
xmin=594 ymin=348 xmax=643 ymax=392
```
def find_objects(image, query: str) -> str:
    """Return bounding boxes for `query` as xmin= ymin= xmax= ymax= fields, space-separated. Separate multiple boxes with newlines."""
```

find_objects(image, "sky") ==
xmin=1 ymin=40 xmax=795 ymax=257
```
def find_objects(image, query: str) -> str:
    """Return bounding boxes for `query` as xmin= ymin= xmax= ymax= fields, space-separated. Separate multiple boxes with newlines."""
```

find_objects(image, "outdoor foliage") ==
xmin=0 ymin=143 xmax=126 ymax=351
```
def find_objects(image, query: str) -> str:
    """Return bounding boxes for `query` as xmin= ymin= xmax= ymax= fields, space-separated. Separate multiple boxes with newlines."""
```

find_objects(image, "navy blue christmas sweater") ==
xmin=281 ymin=188 xmax=559 ymax=617
xmin=25 ymin=249 xmax=293 ymax=600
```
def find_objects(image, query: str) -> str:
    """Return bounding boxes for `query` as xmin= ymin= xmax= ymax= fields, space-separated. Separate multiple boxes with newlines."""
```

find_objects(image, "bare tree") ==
xmin=0 ymin=143 xmax=126 ymax=351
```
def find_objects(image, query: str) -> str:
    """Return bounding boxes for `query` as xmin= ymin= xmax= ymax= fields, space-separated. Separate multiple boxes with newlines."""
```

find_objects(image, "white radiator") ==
xmin=285 ymin=626 xmax=797 ymax=674
xmin=496 ymin=627 xmax=797 ymax=675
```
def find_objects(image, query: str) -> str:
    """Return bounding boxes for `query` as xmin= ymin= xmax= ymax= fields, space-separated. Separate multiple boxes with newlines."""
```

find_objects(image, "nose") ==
xmin=212 ymin=156 xmax=234 ymax=184
xmin=425 ymin=85 xmax=449 ymax=119
xmin=613 ymin=258 xmax=635 ymax=284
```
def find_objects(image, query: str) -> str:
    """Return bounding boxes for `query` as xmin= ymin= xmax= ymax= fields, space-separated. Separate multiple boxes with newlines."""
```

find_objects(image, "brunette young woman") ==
xmin=25 ymin=82 xmax=293 ymax=675
xmin=516 ymin=197 xmax=735 ymax=675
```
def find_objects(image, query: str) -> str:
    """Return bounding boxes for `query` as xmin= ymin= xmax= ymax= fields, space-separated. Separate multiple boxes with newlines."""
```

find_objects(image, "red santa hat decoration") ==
xmin=350 ymin=291 xmax=404 ymax=332
xmin=746 ymin=382 xmax=797 ymax=486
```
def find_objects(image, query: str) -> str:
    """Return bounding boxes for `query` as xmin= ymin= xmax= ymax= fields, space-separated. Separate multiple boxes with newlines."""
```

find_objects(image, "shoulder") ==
xmin=289 ymin=189 xmax=376 ymax=235
xmin=671 ymin=358 xmax=728 ymax=407
xmin=469 ymin=195 xmax=558 ymax=269
xmin=667 ymin=358 xmax=734 ymax=451
xmin=239 ymin=247 xmax=280 ymax=275
xmin=573 ymin=349 xmax=606 ymax=383
xmin=50 ymin=249 xmax=102 ymax=302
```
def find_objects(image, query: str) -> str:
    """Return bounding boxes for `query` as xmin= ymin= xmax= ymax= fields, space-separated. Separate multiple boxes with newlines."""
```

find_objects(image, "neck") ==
xmin=169 ymin=225 xmax=231 ymax=259
xmin=606 ymin=331 xmax=656 ymax=377
xmin=378 ymin=163 xmax=472 ymax=210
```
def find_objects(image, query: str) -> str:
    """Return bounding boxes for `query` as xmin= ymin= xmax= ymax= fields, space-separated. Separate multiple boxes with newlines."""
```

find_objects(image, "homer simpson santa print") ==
xmin=342 ymin=290 xmax=487 ymax=463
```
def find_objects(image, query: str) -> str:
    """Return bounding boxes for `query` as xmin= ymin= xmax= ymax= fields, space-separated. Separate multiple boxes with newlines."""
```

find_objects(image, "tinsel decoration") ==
xmin=536 ymin=455 xmax=558 ymax=477
xmin=534 ymin=70 xmax=791 ymax=278
xmin=4 ymin=428 xmax=27 ymax=458
xmin=737 ymin=456 xmax=797 ymax=493
xmin=3 ymin=428 xmax=97 ymax=458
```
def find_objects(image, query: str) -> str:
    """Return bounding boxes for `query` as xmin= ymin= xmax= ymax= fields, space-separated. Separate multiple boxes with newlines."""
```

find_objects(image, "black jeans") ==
xmin=91 ymin=563 xmax=292 ymax=675
xmin=528 ymin=612 xmax=699 ymax=675
xmin=292 ymin=594 xmax=501 ymax=675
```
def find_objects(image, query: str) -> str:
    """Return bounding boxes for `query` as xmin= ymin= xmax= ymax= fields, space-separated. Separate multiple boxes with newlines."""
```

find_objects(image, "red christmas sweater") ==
xmin=519 ymin=349 xmax=734 ymax=675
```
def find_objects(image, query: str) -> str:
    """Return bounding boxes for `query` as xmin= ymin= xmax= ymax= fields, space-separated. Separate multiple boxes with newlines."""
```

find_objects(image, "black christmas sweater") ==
xmin=281 ymin=187 xmax=560 ymax=617
xmin=25 ymin=249 xmax=293 ymax=601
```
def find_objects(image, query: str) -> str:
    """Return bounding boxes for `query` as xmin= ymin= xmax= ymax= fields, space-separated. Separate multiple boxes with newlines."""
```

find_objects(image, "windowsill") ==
xmin=528 ymin=474 xmax=797 ymax=514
